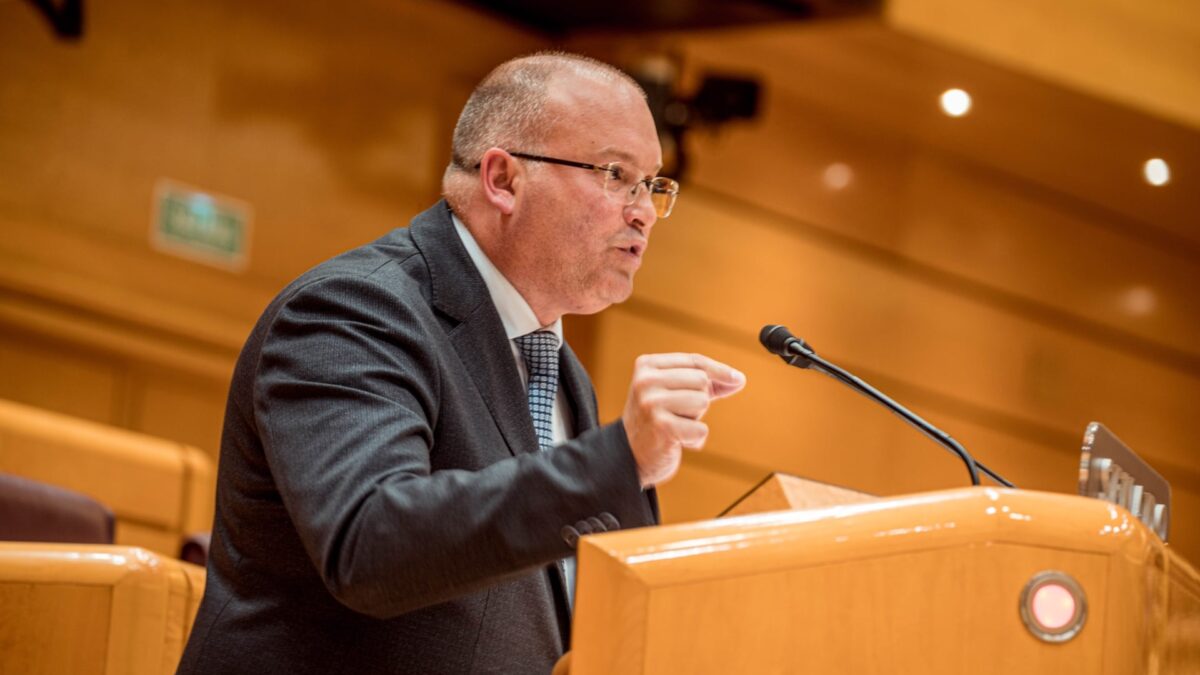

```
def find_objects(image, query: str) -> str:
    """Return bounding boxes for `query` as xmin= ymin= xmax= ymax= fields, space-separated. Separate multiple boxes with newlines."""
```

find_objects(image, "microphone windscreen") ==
xmin=759 ymin=324 xmax=795 ymax=356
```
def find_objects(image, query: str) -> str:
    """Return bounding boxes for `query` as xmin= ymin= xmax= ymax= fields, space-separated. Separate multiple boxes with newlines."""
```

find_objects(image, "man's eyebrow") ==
xmin=598 ymin=147 xmax=663 ymax=176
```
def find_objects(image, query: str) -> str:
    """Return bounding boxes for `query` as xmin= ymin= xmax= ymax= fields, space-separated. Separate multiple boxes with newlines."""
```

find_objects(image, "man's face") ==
xmin=504 ymin=73 xmax=663 ymax=320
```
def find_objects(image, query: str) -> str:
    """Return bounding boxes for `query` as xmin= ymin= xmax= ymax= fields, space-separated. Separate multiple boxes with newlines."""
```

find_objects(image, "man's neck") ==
xmin=451 ymin=212 xmax=564 ymax=338
xmin=455 ymin=211 xmax=563 ymax=327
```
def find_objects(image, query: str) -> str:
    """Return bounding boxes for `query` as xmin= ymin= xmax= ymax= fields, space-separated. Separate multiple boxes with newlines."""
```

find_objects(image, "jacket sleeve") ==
xmin=252 ymin=274 xmax=648 ymax=619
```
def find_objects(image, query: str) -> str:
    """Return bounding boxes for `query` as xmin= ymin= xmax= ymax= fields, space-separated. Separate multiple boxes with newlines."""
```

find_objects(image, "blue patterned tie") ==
xmin=514 ymin=330 xmax=576 ymax=607
xmin=514 ymin=331 xmax=559 ymax=451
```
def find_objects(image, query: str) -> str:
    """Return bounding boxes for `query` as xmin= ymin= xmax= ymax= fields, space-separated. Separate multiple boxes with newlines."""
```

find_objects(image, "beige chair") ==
xmin=0 ymin=399 xmax=215 ymax=557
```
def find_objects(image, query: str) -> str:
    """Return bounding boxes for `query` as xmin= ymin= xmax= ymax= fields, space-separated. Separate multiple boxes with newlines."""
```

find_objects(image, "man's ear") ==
xmin=479 ymin=148 xmax=520 ymax=215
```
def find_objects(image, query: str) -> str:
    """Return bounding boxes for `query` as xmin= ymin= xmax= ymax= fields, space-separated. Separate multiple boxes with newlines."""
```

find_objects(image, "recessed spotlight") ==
xmin=1143 ymin=158 xmax=1170 ymax=186
xmin=822 ymin=162 xmax=853 ymax=191
xmin=1119 ymin=285 xmax=1157 ymax=317
xmin=940 ymin=88 xmax=972 ymax=117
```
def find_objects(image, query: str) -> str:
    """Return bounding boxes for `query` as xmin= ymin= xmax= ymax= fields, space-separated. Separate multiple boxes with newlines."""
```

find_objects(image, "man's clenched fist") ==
xmin=621 ymin=353 xmax=746 ymax=487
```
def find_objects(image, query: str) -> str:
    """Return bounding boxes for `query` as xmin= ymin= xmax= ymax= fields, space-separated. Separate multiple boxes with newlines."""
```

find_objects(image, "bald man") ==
xmin=178 ymin=52 xmax=745 ymax=675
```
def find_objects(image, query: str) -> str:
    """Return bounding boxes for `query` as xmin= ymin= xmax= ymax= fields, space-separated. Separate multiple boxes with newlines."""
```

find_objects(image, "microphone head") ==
xmin=759 ymin=324 xmax=796 ymax=357
xmin=760 ymin=324 xmax=816 ymax=369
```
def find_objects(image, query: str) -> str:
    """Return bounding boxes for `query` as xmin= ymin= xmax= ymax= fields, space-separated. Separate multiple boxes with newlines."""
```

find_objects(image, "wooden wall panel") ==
xmin=905 ymin=159 xmax=1200 ymax=365
xmin=673 ymin=21 xmax=1200 ymax=251
xmin=687 ymin=89 xmax=1200 ymax=367
xmin=0 ymin=333 xmax=120 ymax=425
xmin=0 ymin=0 xmax=545 ymax=458
xmin=655 ymin=460 xmax=760 ymax=525
xmin=591 ymin=295 xmax=1200 ymax=561
xmin=629 ymin=191 xmax=1197 ymax=473
xmin=132 ymin=371 xmax=229 ymax=460
xmin=0 ymin=0 xmax=530 ymax=286
xmin=590 ymin=306 xmax=1076 ymax=491
xmin=0 ymin=231 xmax=261 ymax=357
xmin=886 ymin=0 xmax=1200 ymax=131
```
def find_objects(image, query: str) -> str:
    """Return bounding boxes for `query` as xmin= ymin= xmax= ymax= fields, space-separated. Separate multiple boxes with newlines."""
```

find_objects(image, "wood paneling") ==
xmin=0 ymin=0 xmax=529 ymax=285
xmin=905 ymin=159 xmax=1200 ymax=366
xmin=0 ymin=0 xmax=545 ymax=457
xmin=591 ymin=306 xmax=1080 ymax=492
xmin=887 ymin=0 xmax=1200 ymax=131
xmin=655 ymin=457 xmax=760 ymax=525
xmin=0 ymin=333 xmax=120 ymax=425
xmin=625 ymin=192 xmax=1198 ymax=469
xmin=670 ymin=19 xmax=1200 ymax=251
xmin=133 ymin=370 xmax=229 ymax=460
xmin=686 ymin=89 xmax=1200 ymax=369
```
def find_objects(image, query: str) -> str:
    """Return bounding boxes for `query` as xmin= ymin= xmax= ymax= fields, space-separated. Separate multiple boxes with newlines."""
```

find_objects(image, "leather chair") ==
xmin=0 ymin=471 xmax=115 ymax=544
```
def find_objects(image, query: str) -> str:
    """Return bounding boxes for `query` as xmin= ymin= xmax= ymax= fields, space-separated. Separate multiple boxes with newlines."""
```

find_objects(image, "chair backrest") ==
xmin=0 ymin=471 xmax=115 ymax=544
xmin=179 ymin=531 xmax=211 ymax=566
xmin=0 ymin=399 xmax=215 ymax=556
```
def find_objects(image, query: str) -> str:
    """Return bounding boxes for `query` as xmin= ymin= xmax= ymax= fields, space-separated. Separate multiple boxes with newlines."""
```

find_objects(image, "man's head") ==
xmin=444 ymin=52 xmax=667 ymax=325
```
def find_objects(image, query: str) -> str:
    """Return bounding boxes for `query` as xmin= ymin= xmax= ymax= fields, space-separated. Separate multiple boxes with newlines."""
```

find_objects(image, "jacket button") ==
xmin=575 ymin=519 xmax=594 ymax=535
xmin=599 ymin=512 xmax=620 ymax=530
xmin=585 ymin=516 xmax=606 ymax=533
xmin=561 ymin=525 xmax=580 ymax=548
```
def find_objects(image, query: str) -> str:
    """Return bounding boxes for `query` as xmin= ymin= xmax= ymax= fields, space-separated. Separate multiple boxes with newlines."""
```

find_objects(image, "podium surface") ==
xmin=569 ymin=487 xmax=1200 ymax=674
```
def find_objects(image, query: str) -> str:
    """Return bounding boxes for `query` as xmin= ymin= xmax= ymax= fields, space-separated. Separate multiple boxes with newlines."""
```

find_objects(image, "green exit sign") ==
xmin=152 ymin=179 xmax=252 ymax=271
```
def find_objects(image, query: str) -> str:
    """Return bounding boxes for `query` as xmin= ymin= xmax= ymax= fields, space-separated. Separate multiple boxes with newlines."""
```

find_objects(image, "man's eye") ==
xmin=608 ymin=165 xmax=627 ymax=182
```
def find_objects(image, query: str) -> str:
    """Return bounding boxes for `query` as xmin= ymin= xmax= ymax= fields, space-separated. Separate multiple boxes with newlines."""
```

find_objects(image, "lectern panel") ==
xmin=638 ymin=544 xmax=1106 ymax=673
xmin=571 ymin=488 xmax=1188 ymax=674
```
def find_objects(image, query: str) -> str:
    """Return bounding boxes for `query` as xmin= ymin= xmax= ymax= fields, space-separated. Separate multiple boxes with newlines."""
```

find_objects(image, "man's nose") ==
xmin=625 ymin=185 xmax=658 ymax=233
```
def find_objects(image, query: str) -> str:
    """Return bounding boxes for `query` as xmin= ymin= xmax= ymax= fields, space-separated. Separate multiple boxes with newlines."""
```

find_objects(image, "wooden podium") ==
xmin=561 ymin=479 xmax=1200 ymax=674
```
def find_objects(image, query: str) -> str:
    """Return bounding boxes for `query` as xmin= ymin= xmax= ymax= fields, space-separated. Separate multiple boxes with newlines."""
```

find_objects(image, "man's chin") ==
xmin=569 ymin=281 xmax=634 ymax=316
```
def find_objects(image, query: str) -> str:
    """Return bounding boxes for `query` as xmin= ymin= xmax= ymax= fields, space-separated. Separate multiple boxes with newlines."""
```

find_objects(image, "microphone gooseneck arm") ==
xmin=760 ymin=325 xmax=1015 ymax=488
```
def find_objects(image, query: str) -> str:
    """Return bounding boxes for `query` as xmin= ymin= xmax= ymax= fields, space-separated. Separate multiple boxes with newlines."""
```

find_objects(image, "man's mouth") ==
xmin=619 ymin=242 xmax=645 ymax=258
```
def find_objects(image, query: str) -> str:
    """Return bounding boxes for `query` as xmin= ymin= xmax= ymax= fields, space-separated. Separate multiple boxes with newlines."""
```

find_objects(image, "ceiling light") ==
xmin=939 ymin=88 xmax=972 ymax=117
xmin=1119 ymin=285 xmax=1157 ymax=317
xmin=822 ymin=163 xmax=853 ymax=191
xmin=1143 ymin=158 xmax=1170 ymax=186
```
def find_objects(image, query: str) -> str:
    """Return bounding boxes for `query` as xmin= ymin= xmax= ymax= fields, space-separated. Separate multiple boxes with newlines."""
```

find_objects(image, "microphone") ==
xmin=759 ymin=324 xmax=815 ymax=369
xmin=759 ymin=324 xmax=1014 ymax=488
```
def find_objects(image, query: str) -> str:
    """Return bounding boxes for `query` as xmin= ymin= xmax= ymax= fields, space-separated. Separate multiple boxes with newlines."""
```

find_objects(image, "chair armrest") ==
xmin=0 ymin=542 xmax=204 ymax=675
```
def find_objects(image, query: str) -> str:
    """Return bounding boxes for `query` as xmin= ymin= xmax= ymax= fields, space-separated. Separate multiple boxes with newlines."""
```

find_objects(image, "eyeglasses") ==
xmin=503 ymin=151 xmax=679 ymax=218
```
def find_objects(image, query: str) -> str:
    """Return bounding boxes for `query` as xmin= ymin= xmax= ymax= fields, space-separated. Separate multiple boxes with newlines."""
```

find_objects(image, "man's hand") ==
xmin=621 ymin=353 xmax=747 ymax=488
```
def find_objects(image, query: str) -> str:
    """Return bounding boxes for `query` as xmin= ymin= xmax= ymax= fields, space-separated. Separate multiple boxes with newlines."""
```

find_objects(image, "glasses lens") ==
xmin=602 ymin=164 xmax=679 ymax=218
xmin=649 ymin=177 xmax=678 ymax=218
xmin=601 ymin=163 xmax=637 ymax=196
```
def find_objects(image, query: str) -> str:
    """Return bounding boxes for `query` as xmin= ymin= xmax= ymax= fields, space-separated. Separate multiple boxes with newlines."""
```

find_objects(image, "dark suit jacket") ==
xmin=178 ymin=201 xmax=659 ymax=675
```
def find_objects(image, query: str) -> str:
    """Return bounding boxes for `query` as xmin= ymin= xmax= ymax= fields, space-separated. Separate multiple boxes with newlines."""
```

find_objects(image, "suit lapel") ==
xmin=408 ymin=202 xmax=540 ymax=458
xmin=558 ymin=342 xmax=597 ymax=435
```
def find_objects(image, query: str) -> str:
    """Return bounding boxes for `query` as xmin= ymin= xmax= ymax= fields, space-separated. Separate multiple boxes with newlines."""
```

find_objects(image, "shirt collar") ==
xmin=452 ymin=212 xmax=563 ymax=346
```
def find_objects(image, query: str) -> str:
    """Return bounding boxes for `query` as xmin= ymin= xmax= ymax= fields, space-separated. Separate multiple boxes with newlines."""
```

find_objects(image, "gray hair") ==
xmin=442 ymin=52 xmax=644 ymax=208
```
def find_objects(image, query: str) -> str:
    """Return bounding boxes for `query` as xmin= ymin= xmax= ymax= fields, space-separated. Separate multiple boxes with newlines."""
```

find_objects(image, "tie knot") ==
xmin=514 ymin=331 xmax=559 ymax=376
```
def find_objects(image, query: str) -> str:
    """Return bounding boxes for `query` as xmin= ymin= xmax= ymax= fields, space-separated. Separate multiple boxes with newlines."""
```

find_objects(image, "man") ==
xmin=178 ymin=52 xmax=745 ymax=674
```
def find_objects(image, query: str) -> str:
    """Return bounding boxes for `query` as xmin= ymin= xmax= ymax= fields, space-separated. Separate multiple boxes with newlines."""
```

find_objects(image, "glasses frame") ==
xmin=480 ymin=150 xmax=678 ymax=218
